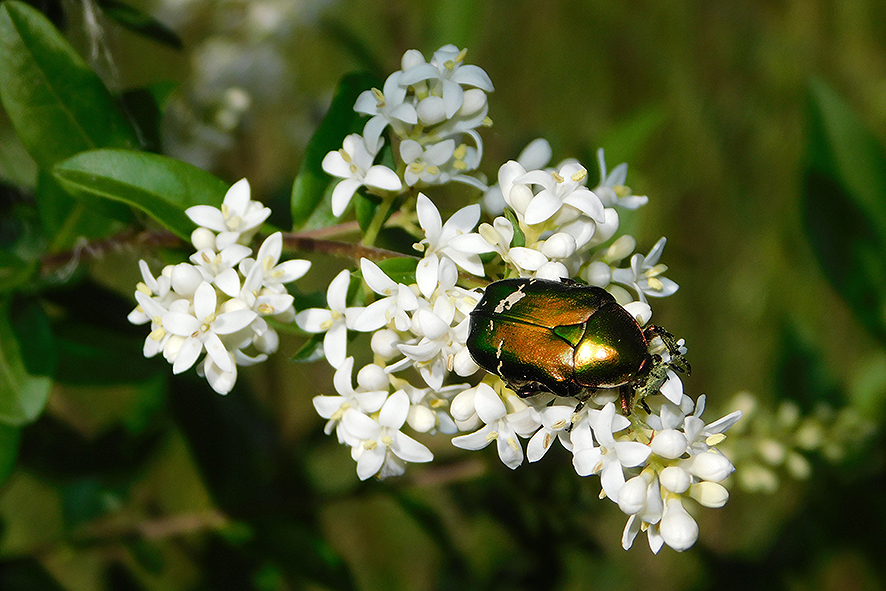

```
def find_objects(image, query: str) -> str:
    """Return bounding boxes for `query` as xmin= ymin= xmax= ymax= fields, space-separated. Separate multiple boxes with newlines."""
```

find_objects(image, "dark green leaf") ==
xmin=118 ymin=84 xmax=178 ymax=154
xmin=291 ymin=71 xmax=381 ymax=231
xmin=0 ymin=297 xmax=53 ymax=426
xmin=290 ymin=333 xmax=325 ymax=363
xmin=0 ymin=1 xmax=139 ymax=169
xmin=376 ymin=257 xmax=417 ymax=285
xmin=97 ymin=0 xmax=183 ymax=50
xmin=37 ymin=169 xmax=131 ymax=254
xmin=803 ymin=80 xmax=886 ymax=343
xmin=53 ymin=149 xmax=229 ymax=239
xmin=503 ymin=208 xmax=524 ymax=247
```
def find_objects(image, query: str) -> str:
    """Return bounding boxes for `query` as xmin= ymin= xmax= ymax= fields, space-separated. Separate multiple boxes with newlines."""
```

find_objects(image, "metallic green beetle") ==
xmin=466 ymin=277 xmax=688 ymax=410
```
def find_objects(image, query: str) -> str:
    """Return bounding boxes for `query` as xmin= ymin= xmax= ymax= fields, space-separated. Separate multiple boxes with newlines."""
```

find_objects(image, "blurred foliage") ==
xmin=0 ymin=0 xmax=885 ymax=590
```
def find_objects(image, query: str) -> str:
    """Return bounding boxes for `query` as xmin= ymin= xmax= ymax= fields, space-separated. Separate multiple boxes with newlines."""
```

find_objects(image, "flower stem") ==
xmin=360 ymin=193 xmax=397 ymax=247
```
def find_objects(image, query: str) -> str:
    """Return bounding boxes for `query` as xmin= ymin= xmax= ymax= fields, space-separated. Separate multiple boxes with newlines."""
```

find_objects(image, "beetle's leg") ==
xmin=512 ymin=381 xmax=553 ymax=398
xmin=619 ymin=385 xmax=633 ymax=415
xmin=566 ymin=388 xmax=595 ymax=432
xmin=644 ymin=325 xmax=691 ymax=376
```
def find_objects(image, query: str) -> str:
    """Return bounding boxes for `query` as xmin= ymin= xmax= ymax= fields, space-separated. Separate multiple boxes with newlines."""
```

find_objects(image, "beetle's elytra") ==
xmin=466 ymin=277 xmax=688 ymax=411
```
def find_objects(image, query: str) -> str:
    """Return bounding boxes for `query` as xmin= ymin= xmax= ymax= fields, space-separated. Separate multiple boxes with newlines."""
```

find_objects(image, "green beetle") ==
xmin=466 ymin=277 xmax=688 ymax=411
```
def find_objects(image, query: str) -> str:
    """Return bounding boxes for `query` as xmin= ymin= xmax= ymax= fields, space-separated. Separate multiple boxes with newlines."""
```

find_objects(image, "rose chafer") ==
xmin=466 ymin=277 xmax=689 ymax=413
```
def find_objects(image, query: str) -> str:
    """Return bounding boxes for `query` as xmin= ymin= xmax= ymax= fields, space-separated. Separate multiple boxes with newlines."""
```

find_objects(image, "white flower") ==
xmin=482 ymin=138 xmax=552 ymax=215
xmin=189 ymin=244 xmax=252 ymax=297
xmin=398 ymin=45 xmax=494 ymax=120
xmin=295 ymin=269 xmax=363 ymax=368
xmin=133 ymin=289 xmax=174 ymax=358
xmin=354 ymin=70 xmax=418 ymax=149
xmin=526 ymin=402 xmax=575 ymax=462
xmin=593 ymin=148 xmax=649 ymax=210
xmin=401 ymin=139 xmax=455 ymax=186
xmin=343 ymin=390 xmax=434 ymax=480
xmin=414 ymin=193 xmax=493 ymax=297
xmin=611 ymin=237 xmax=679 ymax=303
xmin=397 ymin=293 xmax=475 ymax=390
xmin=401 ymin=137 xmax=485 ymax=190
xmin=312 ymin=357 xmax=390 ymax=444
xmin=161 ymin=281 xmax=258 ymax=388
xmin=185 ymin=179 xmax=271 ymax=249
xmin=322 ymin=134 xmax=403 ymax=217
xmin=477 ymin=217 xmax=549 ymax=274
xmin=240 ymin=232 xmax=311 ymax=295
xmin=352 ymin=258 xmax=419 ymax=332
xmin=515 ymin=162 xmax=606 ymax=226
xmin=451 ymin=383 xmax=540 ymax=470
xmin=572 ymin=402 xmax=651 ymax=500
xmin=128 ymin=260 xmax=172 ymax=324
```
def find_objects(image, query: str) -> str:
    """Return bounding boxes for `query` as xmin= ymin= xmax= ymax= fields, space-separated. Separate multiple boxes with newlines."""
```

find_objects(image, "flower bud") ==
xmin=163 ymin=334 xmax=186 ymax=364
xmin=371 ymin=329 xmax=401 ymax=359
xmin=660 ymin=498 xmax=698 ymax=552
xmin=407 ymin=404 xmax=437 ymax=433
xmin=417 ymin=96 xmax=447 ymax=125
xmin=459 ymin=88 xmax=487 ymax=117
xmin=171 ymin=263 xmax=203 ymax=296
xmin=357 ymin=363 xmax=389 ymax=391
xmin=683 ymin=450 xmax=735 ymax=482
xmin=540 ymin=233 xmax=577 ymax=259
xmin=618 ymin=474 xmax=650 ymax=515
xmin=452 ymin=347 xmax=479 ymax=376
xmin=191 ymin=227 xmax=216 ymax=250
xmin=659 ymin=465 xmax=691 ymax=494
xmin=450 ymin=387 xmax=478 ymax=421
xmin=689 ymin=481 xmax=729 ymax=508
xmin=401 ymin=49 xmax=425 ymax=71
xmin=535 ymin=262 xmax=569 ymax=280
xmin=586 ymin=208 xmax=619 ymax=247
xmin=506 ymin=183 xmax=533 ymax=215
xmin=604 ymin=234 xmax=636 ymax=263
xmin=585 ymin=261 xmax=612 ymax=287
xmin=651 ymin=429 xmax=688 ymax=459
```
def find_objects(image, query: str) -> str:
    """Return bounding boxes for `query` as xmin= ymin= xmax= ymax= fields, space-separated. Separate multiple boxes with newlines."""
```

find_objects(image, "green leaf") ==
xmin=118 ymin=84 xmax=177 ymax=154
xmin=376 ymin=257 xmax=418 ymax=285
xmin=803 ymin=80 xmax=886 ymax=344
xmin=96 ymin=0 xmax=183 ymax=50
xmin=53 ymin=149 xmax=229 ymax=239
xmin=0 ymin=1 xmax=139 ymax=170
xmin=0 ymin=297 xmax=53 ymax=426
xmin=291 ymin=333 xmax=325 ymax=363
xmin=37 ymin=169 xmax=128 ymax=253
xmin=291 ymin=71 xmax=381 ymax=231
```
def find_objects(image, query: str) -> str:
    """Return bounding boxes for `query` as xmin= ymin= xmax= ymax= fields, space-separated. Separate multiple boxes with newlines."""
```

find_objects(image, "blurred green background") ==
xmin=1 ymin=0 xmax=885 ymax=589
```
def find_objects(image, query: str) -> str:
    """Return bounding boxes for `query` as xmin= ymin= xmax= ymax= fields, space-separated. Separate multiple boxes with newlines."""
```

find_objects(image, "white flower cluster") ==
xmin=295 ymin=45 xmax=744 ymax=552
xmin=130 ymin=44 xmax=744 ymax=553
xmin=322 ymin=44 xmax=493 ymax=217
xmin=128 ymin=179 xmax=310 ymax=394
